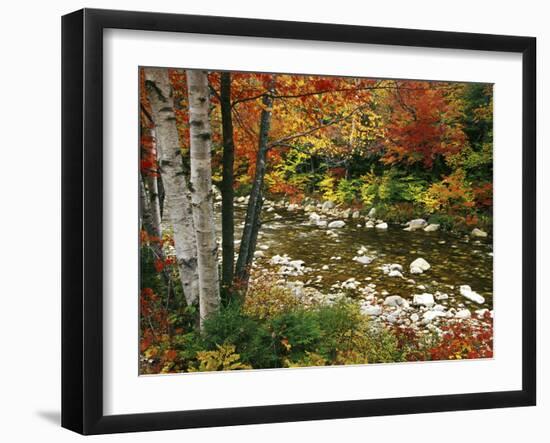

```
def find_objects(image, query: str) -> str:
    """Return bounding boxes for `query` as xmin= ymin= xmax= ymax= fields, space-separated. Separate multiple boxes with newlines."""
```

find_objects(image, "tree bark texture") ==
xmin=186 ymin=69 xmax=221 ymax=327
xmin=220 ymin=72 xmax=235 ymax=298
xmin=144 ymin=68 xmax=199 ymax=306
xmin=142 ymin=127 xmax=163 ymax=238
xmin=235 ymin=76 xmax=276 ymax=290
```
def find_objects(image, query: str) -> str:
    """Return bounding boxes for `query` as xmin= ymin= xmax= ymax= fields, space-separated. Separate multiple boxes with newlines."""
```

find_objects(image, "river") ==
xmin=227 ymin=199 xmax=493 ymax=311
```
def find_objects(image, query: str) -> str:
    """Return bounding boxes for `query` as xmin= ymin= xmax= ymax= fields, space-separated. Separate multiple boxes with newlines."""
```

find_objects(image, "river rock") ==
xmin=287 ymin=203 xmax=300 ymax=211
xmin=321 ymin=265 xmax=329 ymax=270
xmin=321 ymin=201 xmax=335 ymax=212
xmin=391 ymin=264 xmax=403 ymax=272
xmin=388 ymin=269 xmax=404 ymax=278
xmin=289 ymin=260 xmax=305 ymax=270
xmin=471 ymin=228 xmax=488 ymax=238
xmin=368 ymin=207 xmax=376 ymax=218
xmin=375 ymin=222 xmax=388 ymax=230
xmin=365 ymin=221 xmax=375 ymax=228
xmin=342 ymin=278 xmax=359 ymax=290
xmin=316 ymin=220 xmax=328 ymax=227
xmin=237 ymin=196 xmax=246 ymax=203
xmin=410 ymin=257 xmax=431 ymax=274
xmin=410 ymin=313 xmax=420 ymax=322
xmin=328 ymin=220 xmax=346 ymax=228
xmin=308 ymin=212 xmax=321 ymax=223
xmin=352 ymin=210 xmax=360 ymax=219
xmin=424 ymin=223 xmax=440 ymax=232
xmin=459 ymin=285 xmax=485 ymax=304
xmin=361 ymin=305 xmax=382 ymax=316
xmin=408 ymin=218 xmax=428 ymax=231
xmin=354 ymin=255 xmax=374 ymax=265
xmin=254 ymin=250 xmax=265 ymax=258
xmin=270 ymin=254 xmax=289 ymax=265
xmin=383 ymin=295 xmax=409 ymax=308
xmin=455 ymin=309 xmax=471 ymax=319
xmin=340 ymin=208 xmax=351 ymax=219
xmin=413 ymin=293 xmax=435 ymax=307
xmin=422 ymin=310 xmax=447 ymax=323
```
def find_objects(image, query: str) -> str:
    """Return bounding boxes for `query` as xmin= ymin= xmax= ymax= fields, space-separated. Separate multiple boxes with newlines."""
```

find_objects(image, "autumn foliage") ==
xmin=138 ymin=68 xmax=493 ymax=373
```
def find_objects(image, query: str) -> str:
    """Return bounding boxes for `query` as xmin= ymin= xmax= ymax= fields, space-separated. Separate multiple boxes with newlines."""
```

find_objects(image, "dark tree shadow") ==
xmin=36 ymin=410 xmax=61 ymax=426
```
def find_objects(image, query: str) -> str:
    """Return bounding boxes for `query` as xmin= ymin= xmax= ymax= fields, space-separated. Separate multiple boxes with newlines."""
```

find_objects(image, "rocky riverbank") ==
xmin=232 ymin=195 xmax=494 ymax=338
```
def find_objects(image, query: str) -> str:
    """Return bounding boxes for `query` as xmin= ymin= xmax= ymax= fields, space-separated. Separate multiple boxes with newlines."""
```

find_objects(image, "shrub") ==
xmin=267 ymin=309 xmax=322 ymax=362
xmin=243 ymin=275 xmax=300 ymax=320
xmin=334 ymin=178 xmax=362 ymax=204
xmin=318 ymin=175 xmax=336 ymax=202
xmin=201 ymin=302 xmax=278 ymax=368
xmin=189 ymin=344 xmax=252 ymax=372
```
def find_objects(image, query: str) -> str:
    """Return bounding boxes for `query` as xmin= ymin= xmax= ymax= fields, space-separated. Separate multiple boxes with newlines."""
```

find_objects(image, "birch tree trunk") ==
xmin=144 ymin=68 xmax=199 ymax=306
xmin=220 ymin=72 xmax=235 ymax=299
xmin=139 ymin=171 xmax=152 ymax=233
xmin=186 ymin=69 xmax=221 ymax=327
xmin=235 ymin=76 xmax=276 ymax=291
xmin=143 ymin=127 xmax=163 ymax=238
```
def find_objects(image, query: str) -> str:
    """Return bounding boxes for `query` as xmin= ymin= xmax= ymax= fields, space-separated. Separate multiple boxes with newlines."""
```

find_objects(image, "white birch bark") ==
xmin=186 ymin=69 xmax=221 ymax=327
xmin=145 ymin=128 xmax=163 ymax=238
xmin=144 ymin=68 xmax=199 ymax=306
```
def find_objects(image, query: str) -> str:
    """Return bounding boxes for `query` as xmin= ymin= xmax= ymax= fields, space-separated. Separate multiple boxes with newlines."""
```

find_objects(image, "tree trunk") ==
xmin=139 ymin=171 xmax=152 ymax=233
xmin=143 ymin=127 xmax=163 ymax=238
xmin=235 ymin=76 xmax=276 ymax=291
xmin=220 ymin=72 xmax=235 ymax=299
xmin=186 ymin=69 xmax=221 ymax=327
xmin=144 ymin=68 xmax=199 ymax=306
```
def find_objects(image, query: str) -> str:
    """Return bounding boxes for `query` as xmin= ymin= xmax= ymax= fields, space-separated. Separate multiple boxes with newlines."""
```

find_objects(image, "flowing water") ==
xmin=227 ymin=202 xmax=494 ymax=310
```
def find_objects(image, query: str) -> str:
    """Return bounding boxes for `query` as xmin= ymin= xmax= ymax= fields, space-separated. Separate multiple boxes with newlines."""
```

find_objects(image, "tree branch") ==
xmin=268 ymin=105 xmax=367 ymax=148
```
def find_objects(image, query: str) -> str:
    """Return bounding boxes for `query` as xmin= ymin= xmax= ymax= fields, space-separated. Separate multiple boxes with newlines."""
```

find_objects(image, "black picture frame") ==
xmin=62 ymin=8 xmax=537 ymax=435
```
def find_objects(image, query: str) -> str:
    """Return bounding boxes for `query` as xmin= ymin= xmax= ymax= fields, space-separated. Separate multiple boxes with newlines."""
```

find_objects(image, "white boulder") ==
xmin=459 ymin=285 xmax=485 ymax=304
xmin=270 ymin=254 xmax=289 ymax=265
xmin=388 ymin=270 xmax=404 ymax=278
xmin=383 ymin=295 xmax=409 ymax=308
xmin=413 ymin=293 xmax=435 ymax=307
xmin=354 ymin=255 xmax=374 ymax=265
xmin=321 ymin=201 xmax=335 ymax=212
xmin=308 ymin=212 xmax=321 ymax=223
xmin=362 ymin=305 xmax=382 ymax=316
xmin=408 ymin=219 xmax=428 ymax=231
xmin=375 ymin=222 xmax=388 ymax=230
xmin=410 ymin=257 xmax=431 ymax=273
xmin=328 ymin=220 xmax=346 ymax=229
xmin=424 ymin=223 xmax=440 ymax=232
xmin=422 ymin=310 xmax=447 ymax=323
xmin=471 ymin=228 xmax=488 ymax=238
xmin=455 ymin=309 xmax=471 ymax=319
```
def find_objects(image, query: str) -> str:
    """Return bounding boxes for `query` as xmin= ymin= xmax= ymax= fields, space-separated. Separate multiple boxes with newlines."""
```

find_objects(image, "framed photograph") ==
xmin=62 ymin=8 xmax=536 ymax=435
